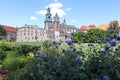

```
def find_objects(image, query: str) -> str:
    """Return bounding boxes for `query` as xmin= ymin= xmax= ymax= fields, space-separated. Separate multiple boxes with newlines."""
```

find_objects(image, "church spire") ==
xmin=63 ymin=18 xmax=66 ymax=24
xmin=55 ymin=13 xmax=59 ymax=18
xmin=45 ymin=7 xmax=52 ymax=21
xmin=47 ymin=7 xmax=50 ymax=14
xmin=54 ymin=13 xmax=59 ymax=22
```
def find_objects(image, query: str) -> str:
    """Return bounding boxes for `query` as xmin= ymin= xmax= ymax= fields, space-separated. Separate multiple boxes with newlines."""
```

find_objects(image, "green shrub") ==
xmin=0 ymin=48 xmax=7 ymax=65
xmin=0 ymin=41 xmax=12 ymax=51
xmin=2 ymin=51 xmax=23 ymax=71
xmin=1 ymin=40 xmax=120 ymax=80
xmin=73 ymin=29 xmax=111 ymax=43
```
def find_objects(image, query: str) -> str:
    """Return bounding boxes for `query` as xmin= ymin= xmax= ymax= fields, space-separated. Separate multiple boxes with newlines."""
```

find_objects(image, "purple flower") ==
xmin=88 ymin=43 xmax=94 ymax=46
xmin=110 ymin=40 xmax=117 ymax=46
xmin=105 ymin=46 xmax=110 ymax=50
xmin=71 ymin=39 xmax=74 ymax=43
xmin=75 ymin=56 xmax=82 ymax=64
xmin=110 ymin=29 xmax=115 ymax=33
xmin=37 ymin=57 xmax=41 ymax=62
xmin=71 ymin=33 xmax=74 ymax=36
xmin=36 ymin=50 xmax=40 ymax=55
xmin=52 ymin=41 xmax=56 ymax=44
xmin=36 ymin=64 xmax=40 ymax=68
xmin=67 ymin=40 xmax=73 ymax=45
xmin=54 ymin=55 xmax=59 ymax=60
xmin=72 ymin=48 xmax=76 ymax=52
xmin=105 ymin=38 xmax=110 ymax=42
xmin=30 ymin=72 xmax=34 ymax=77
xmin=103 ymin=76 xmax=109 ymax=80
xmin=101 ymin=50 xmax=106 ymax=54
xmin=42 ymin=53 xmax=47 ymax=58
xmin=117 ymin=36 xmax=120 ymax=41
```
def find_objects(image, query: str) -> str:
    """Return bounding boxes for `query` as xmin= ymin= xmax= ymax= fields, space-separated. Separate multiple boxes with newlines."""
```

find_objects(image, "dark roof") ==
xmin=60 ymin=23 xmax=77 ymax=29
xmin=19 ymin=24 xmax=43 ymax=29
xmin=65 ymin=25 xmax=77 ymax=29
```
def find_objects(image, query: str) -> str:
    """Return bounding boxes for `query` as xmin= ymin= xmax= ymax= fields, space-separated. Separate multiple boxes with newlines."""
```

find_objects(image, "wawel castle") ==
xmin=2 ymin=8 xmax=119 ymax=42
xmin=1 ymin=8 xmax=78 ymax=42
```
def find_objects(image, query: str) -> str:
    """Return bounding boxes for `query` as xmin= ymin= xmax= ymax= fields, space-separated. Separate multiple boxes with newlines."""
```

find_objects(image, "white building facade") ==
xmin=16 ymin=25 xmax=47 ymax=42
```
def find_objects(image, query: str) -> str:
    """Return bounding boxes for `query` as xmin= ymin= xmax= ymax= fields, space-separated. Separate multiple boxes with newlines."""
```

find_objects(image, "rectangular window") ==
xmin=25 ymin=37 xmax=27 ymax=40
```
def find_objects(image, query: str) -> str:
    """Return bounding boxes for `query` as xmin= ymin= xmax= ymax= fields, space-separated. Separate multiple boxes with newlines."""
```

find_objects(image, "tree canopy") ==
xmin=109 ymin=21 xmax=120 ymax=38
xmin=0 ymin=25 xmax=7 ymax=39
xmin=73 ymin=28 xmax=111 ymax=43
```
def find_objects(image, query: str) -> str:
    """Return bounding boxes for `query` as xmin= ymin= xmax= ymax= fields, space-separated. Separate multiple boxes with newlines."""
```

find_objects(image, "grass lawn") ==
xmin=8 ymin=41 xmax=43 ymax=47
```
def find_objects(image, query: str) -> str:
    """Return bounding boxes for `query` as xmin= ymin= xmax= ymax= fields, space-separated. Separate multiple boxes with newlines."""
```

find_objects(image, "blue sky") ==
xmin=0 ymin=0 xmax=120 ymax=28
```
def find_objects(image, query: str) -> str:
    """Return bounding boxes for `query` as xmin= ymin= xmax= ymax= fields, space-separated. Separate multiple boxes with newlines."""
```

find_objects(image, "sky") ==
xmin=0 ymin=0 xmax=120 ymax=28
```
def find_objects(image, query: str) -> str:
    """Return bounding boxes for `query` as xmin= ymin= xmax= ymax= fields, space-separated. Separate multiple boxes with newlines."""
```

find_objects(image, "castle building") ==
xmin=0 ymin=25 xmax=17 ymax=41
xmin=16 ymin=8 xmax=78 ymax=42
xmin=44 ymin=8 xmax=78 ymax=42
xmin=16 ymin=24 xmax=47 ymax=42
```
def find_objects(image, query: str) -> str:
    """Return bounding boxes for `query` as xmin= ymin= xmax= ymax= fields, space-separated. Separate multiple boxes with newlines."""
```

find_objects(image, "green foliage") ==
xmin=0 ymin=41 xmax=12 ymax=51
xmin=73 ymin=28 xmax=111 ymax=43
xmin=0 ymin=41 xmax=120 ymax=80
xmin=2 ymin=51 xmax=23 ymax=71
xmin=0 ymin=48 xmax=7 ymax=65
xmin=0 ymin=25 xmax=7 ymax=40
xmin=17 ymin=44 xmax=42 ymax=55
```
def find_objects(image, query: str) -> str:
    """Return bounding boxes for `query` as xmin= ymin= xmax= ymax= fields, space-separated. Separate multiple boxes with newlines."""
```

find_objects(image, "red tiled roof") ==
xmin=79 ymin=26 xmax=89 ymax=31
xmin=1 ymin=25 xmax=18 ymax=33
xmin=98 ymin=24 xmax=109 ymax=30
xmin=88 ymin=25 xmax=96 ymax=28
xmin=79 ymin=25 xmax=96 ymax=31
xmin=98 ymin=22 xmax=120 ymax=30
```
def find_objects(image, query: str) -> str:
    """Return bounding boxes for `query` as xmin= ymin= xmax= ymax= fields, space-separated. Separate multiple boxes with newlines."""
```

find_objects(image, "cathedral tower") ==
xmin=53 ymin=13 xmax=60 ymax=41
xmin=44 ymin=8 xmax=52 ymax=30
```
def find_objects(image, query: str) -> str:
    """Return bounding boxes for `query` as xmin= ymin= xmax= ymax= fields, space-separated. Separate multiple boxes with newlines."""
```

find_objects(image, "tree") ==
xmin=109 ymin=21 xmax=120 ymax=38
xmin=0 ymin=25 xmax=7 ymax=40
xmin=73 ymin=28 xmax=111 ymax=43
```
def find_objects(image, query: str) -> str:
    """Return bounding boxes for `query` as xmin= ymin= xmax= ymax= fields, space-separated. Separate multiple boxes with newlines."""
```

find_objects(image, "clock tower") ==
xmin=44 ymin=8 xmax=52 ymax=30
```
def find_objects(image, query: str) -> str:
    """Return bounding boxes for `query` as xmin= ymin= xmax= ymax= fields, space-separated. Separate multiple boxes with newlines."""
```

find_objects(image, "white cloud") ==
xmin=36 ymin=10 xmax=47 ymax=16
xmin=49 ymin=2 xmax=63 ymax=8
xmin=65 ymin=8 xmax=72 ymax=12
xmin=54 ymin=0 xmax=58 ymax=2
xmin=36 ymin=2 xmax=65 ymax=17
xmin=51 ymin=8 xmax=65 ymax=17
xmin=30 ymin=16 xmax=37 ymax=21
xmin=71 ymin=20 xmax=76 ymax=23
